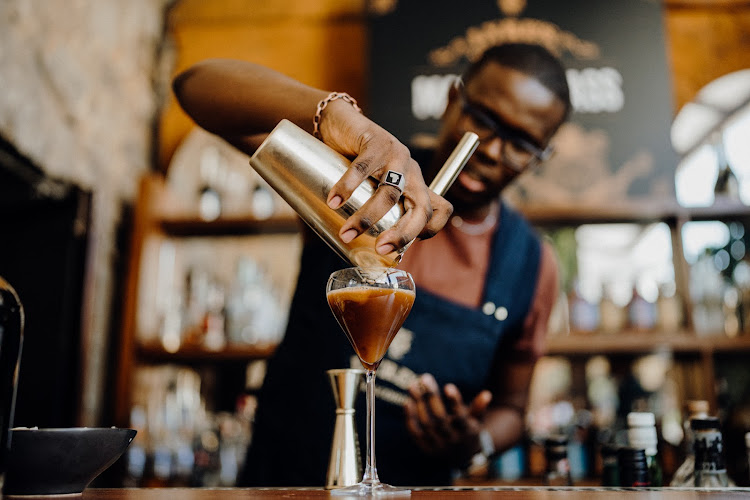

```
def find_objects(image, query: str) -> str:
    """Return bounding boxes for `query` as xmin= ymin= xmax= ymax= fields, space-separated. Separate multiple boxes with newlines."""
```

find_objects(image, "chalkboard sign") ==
xmin=367 ymin=0 xmax=678 ymax=204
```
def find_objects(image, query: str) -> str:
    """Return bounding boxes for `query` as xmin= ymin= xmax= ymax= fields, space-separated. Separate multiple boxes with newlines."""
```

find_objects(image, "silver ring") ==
xmin=380 ymin=170 xmax=406 ymax=194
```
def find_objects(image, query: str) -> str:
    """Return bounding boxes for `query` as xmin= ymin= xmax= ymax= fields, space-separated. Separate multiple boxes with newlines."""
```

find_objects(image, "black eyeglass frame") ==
xmin=456 ymin=82 xmax=554 ymax=171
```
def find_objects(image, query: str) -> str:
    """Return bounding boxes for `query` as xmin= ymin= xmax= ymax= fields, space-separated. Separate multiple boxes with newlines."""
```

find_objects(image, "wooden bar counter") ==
xmin=81 ymin=487 xmax=750 ymax=499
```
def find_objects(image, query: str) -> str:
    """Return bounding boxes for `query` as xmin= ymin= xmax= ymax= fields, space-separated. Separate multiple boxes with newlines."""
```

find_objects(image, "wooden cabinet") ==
xmin=114 ymin=172 xmax=302 ymax=429
xmin=521 ymin=200 xmax=750 ymax=409
xmin=516 ymin=199 xmax=750 ymax=482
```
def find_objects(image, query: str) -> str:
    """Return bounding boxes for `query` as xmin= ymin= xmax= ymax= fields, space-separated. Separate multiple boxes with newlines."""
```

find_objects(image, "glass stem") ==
xmin=362 ymin=368 xmax=379 ymax=485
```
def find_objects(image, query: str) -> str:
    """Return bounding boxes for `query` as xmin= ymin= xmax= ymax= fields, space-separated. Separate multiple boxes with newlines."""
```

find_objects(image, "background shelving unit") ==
xmin=521 ymin=200 xmax=750 ymax=412
xmin=114 ymin=173 xmax=302 ymax=428
xmin=115 ymin=177 xmax=750 ymax=427
xmin=113 ymin=172 xmax=750 ymax=487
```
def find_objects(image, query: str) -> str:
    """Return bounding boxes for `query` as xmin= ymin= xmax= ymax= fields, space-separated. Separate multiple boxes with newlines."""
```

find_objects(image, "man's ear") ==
xmin=448 ymin=79 xmax=461 ymax=103
xmin=442 ymin=79 xmax=461 ymax=120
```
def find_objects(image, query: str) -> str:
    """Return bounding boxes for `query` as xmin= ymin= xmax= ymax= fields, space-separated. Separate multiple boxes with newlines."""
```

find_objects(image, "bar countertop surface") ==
xmin=79 ymin=487 xmax=750 ymax=499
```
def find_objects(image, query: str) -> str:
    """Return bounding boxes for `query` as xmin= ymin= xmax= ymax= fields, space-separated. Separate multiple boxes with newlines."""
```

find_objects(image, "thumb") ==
xmin=469 ymin=390 xmax=492 ymax=417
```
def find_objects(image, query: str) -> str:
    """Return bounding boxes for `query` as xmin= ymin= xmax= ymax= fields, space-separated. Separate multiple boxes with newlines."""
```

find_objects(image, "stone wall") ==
xmin=0 ymin=0 xmax=173 ymax=425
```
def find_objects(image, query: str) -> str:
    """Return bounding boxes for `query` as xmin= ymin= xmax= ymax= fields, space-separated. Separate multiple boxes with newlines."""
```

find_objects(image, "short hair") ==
xmin=463 ymin=43 xmax=572 ymax=121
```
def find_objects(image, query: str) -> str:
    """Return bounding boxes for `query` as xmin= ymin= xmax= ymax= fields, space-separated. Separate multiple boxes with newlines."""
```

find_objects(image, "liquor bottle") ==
xmin=543 ymin=435 xmax=573 ymax=486
xmin=692 ymin=417 xmax=729 ymax=488
xmin=618 ymin=447 xmax=650 ymax=487
xmin=599 ymin=283 xmax=625 ymax=335
xmin=712 ymin=131 xmax=740 ymax=203
xmin=600 ymin=444 xmax=619 ymax=486
xmin=568 ymin=280 xmax=599 ymax=334
xmin=656 ymin=281 xmax=683 ymax=333
xmin=627 ymin=412 xmax=662 ymax=486
xmin=670 ymin=400 xmax=709 ymax=487
xmin=627 ymin=284 xmax=657 ymax=332
xmin=0 ymin=277 xmax=24 ymax=491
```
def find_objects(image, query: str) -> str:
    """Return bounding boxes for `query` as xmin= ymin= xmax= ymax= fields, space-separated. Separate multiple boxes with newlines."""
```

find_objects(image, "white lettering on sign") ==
xmin=410 ymin=67 xmax=623 ymax=120
xmin=411 ymin=74 xmax=459 ymax=120
xmin=566 ymin=67 xmax=624 ymax=113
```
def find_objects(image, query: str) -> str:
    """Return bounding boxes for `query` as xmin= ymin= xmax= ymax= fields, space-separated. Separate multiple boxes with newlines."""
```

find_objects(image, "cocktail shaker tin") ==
xmin=249 ymin=119 xmax=478 ymax=267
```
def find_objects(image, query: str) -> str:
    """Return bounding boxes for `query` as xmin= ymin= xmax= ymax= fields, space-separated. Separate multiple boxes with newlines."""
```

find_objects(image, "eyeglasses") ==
xmin=458 ymin=86 xmax=554 ymax=172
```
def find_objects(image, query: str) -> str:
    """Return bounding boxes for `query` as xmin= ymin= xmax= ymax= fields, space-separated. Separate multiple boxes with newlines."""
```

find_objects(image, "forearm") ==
xmin=172 ymin=58 xmax=329 ymax=146
xmin=172 ymin=58 xmax=453 ymax=247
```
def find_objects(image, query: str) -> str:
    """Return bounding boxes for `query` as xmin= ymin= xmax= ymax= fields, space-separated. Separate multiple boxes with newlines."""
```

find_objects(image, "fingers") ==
xmin=469 ymin=390 xmax=493 ymax=418
xmin=405 ymin=374 xmax=457 ymax=450
xmin=407 ymin=374 xmax=447 ymax=424
xmin=443 ymin=383 xmax=467 ymax=420
xmin=404 ymin=375 xmax=495 ymax=465
xmin=321 ymin=118 xmax=446 ymax=253
xmin=443 ymin=384 xmax=491 ymax=439
xmin=376 ymin=189 xmax=452 ymax=252
xmin=404 ymin=399 xmax=434 ymax=453
xmin=420 ymin=193 xmax=453 ymax=240
xmin=327 ymin=133 xmax=409 ymax=212
xmin=374 ymin=165 xmax=434 ymax=254
xmin=332 ymin=154 xmax=430 ymax=253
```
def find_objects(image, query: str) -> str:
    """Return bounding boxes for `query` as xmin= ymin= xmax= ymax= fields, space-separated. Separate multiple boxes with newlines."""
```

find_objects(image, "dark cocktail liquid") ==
xmin=327 ymin=286 xmax=414 ymax=370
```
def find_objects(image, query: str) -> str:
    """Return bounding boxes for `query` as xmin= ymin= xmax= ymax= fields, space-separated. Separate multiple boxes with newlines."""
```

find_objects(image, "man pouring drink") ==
xmin=172 ymin=42 xmax=571 ymax=486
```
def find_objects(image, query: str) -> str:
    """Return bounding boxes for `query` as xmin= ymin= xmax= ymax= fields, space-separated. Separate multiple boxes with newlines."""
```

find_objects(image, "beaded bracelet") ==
xmin=313 ymin=92 xmax=362 ymax=140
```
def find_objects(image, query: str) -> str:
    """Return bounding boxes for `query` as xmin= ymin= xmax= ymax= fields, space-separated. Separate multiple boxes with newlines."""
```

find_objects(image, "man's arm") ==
xmin=172 ymin=59 xmax=452 ymax=252
xmin=403 ymin=242 xmax=559 ymax=469
xmin=483 ymin=240 xmax=560 ymax=453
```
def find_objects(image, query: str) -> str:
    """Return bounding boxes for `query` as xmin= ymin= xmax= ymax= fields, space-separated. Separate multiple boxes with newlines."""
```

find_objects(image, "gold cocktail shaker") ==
xmin=249 ymin=119 xmax=479 ymax=267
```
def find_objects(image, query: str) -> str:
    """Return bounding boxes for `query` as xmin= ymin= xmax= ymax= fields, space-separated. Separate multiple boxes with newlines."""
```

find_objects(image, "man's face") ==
xmin=438 ymin=61 xmax=567 ymax=212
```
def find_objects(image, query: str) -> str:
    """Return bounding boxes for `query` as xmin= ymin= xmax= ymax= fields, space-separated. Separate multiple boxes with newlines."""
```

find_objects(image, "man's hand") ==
xmin=318 ymin=100 xmax=453 ymax=255
xmin=404 ymin=373 xmax=493 ymax=468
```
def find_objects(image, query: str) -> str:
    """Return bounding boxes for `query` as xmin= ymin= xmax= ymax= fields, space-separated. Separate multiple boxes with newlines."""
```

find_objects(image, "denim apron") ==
xmin=241 ymin=202 xmax=541 ymax=487
xmin=373 ymin=201 xmax=541 ymax=485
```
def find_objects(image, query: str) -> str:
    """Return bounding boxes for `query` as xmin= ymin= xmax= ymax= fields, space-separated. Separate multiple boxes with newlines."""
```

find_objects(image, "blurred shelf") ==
xmin=545 ymin=331 xmax=750 ymax=355
xmin=519 ymin=201 xmax=681 ymax=226
xmin=155 ymin=200 xmax=750 ymax=235
xmin=158 ymin=213 xmax=300 ymax=237
xmin=135 ymin=340 xmax=278 ymax=363
xmin=519 ymin=201 xmax=750 ymax=226
xmin=676 ymin=201 xmax=750 ymax=221
xmin=706 ymin=334 xmax=750 ymax=353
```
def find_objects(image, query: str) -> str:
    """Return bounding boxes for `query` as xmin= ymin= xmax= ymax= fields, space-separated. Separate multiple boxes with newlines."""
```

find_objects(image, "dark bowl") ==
xmin=4 ymin=427 xmax=137 ymax=497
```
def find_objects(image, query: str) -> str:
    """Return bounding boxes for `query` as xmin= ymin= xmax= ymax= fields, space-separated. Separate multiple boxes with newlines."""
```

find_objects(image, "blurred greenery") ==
xmin=543 ymin=227 xmax=578 ymax=294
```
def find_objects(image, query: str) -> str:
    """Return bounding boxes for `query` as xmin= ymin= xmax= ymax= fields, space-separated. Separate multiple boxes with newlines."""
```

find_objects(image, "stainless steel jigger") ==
xmin=326 ymin=368 xmax=365 ymax=490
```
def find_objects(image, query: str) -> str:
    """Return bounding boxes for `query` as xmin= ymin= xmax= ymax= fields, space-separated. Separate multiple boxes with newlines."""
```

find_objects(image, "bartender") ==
xmin=172 ymin=42 xmax=570 ymax=486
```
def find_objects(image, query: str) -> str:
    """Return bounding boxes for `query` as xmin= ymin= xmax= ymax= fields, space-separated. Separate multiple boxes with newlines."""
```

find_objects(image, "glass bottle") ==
xmin=627 ymin=284 xmax=657 ymax=332
xmin=0 ymin=277 xmax=24 ymax=492
xmin=722 ymin=283 xmax=742 ymax=338
xmin=617 ymin=447 xmax=650 ymax=487
xmin=670 ymin=400 xmax=709 ymax=486
xmin=745 ymin=431 xmax=750 ymax=486
xmin=568 ymin=280 xmax=599 ymax=334
xmin=627 ymin=412 xmax=662 ymax=486
xmin=692 ymin=417 xmax=729 ymax=488
xmin=712 ymin=131 xmax=740 ymax=203
xmin=600 ymin=444 xmax=619 ymax=487
xmin=543 ymin=435 xmax=573 ymax=486
xmin=599 ymin=283 xmax=625 ymax=335
xmin=656 ymin=281 xmax=683 ymax=333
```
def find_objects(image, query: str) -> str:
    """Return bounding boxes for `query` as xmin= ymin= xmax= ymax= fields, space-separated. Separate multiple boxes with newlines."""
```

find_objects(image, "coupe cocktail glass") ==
xmin=326 ymin=267 xmax=415 ymax=496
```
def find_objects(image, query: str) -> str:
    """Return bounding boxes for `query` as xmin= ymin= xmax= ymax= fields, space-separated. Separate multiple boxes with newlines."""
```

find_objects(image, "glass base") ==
xmin=331 ymin=480 xmax=411 ymax=497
